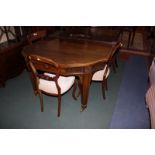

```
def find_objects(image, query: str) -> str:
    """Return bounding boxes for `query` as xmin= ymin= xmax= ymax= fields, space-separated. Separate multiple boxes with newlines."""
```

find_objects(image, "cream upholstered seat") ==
xmin=27 ymin=54 xmax=76 ymax=117
xmin=39 ymin=73 xmax=75 ymax=95
xmin=91 ymin=42 xmax=122 ymax=100
xmin=92 ymin=64 xmax=110 ymax=100
xmin=92 ymin=64 xmax=110 ymax=81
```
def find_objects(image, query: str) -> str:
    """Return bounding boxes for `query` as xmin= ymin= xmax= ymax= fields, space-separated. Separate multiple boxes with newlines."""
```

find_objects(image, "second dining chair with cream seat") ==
xmin=92 ymin=63 xmax=110 ymax=100
xmin=92 ymin=42 xmax=122 ymax=100
xmin=27 ymin=54 xmax=77 ymax=117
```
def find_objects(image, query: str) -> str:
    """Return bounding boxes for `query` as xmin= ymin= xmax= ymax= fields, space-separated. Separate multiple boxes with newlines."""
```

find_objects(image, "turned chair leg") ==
xmin=77 ymin=80 xmax=81 ymax=97
xmin=115 ymin=56 xmax=118 ymax=68
xmin=72 ymin=81 xmax=77 ymax=100
xmin=39 ymin=92 xmax=44 ymax=112
xmin=102 ymin=82 xmax=106 ymax=100
xmin=57 ymin=95 xmax=61 ymax=117
xmin=72 ymin=80 xmax=81 ymax=99
xmin=105 ymin=78 xmax=108 ymax=91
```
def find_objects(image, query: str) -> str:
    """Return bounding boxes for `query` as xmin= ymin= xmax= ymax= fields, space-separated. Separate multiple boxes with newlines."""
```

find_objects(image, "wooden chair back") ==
xmin=108 ymin=41 xmax=122 ymax=66
xmin=110 ymin=41 xmax=122 ymax=58
xmin=26 ymin=54 xmax=77 ymax=117
xmin=27 ymin=54 xmax=61 ymax=96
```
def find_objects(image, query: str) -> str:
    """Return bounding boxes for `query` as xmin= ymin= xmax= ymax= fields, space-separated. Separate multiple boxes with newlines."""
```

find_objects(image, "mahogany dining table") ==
xmin=22 ymin=38 xmax=116 ymax=111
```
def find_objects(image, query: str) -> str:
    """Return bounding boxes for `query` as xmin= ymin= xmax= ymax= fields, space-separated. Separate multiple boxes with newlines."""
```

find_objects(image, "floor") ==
xmin=110 ymin=55 xmax=150 ymax=128
xmin=0 ymin=55 xmax=150 ymax=129
xmin=0 ymin=59 xmax=125 ymax=129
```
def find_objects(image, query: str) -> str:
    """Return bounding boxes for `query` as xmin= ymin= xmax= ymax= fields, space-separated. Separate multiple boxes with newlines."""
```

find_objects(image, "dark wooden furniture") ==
xmin=27 ymin=54 xmax=76 ymax=117
xmin=91 ymin=41 xmax=122 ymax=100
xmin=22 ymin=38 xmax=117 ymax=111
xmin=60 ymin=26 xmax=121 ymax=43
xmin=0 ymin=26 xmax=26 ymax=87
xmin=89 ymin=27 xmax=121 ymax=42
xmin=0 ymin=41 xmax=25 ymax=87
xmin=27 ymin=30 xmax=47 ymax=44
xmin=59 ymin=27 xmax=122 ymax=73
xmin=20 ymin=26 xmax=59 ymax=39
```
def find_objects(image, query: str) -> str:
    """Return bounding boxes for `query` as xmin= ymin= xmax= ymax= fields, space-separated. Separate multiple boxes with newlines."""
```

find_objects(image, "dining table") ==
xmin=22 ymin=38 xmax=116 ymax=111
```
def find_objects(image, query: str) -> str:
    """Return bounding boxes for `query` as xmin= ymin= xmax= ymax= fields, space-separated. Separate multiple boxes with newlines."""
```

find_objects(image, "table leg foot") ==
xmin=80 ymin=105 xmax=87 ymax=112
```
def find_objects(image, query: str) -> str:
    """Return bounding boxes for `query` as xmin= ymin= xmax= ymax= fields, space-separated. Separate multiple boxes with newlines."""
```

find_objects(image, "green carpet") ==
xmin=0 ymin=59 xmax=125 ymax=129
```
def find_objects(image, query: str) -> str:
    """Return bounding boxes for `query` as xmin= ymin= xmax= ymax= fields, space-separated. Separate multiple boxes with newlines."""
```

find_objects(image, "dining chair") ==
xmin=110 ymin=41 xmax=123 ymax=73
xmin=92 ymin=42 xmax=122 ymax=100
xmin=27 ymin=30 xmax=47 ymax=44
xmin=27 ymin=54 xmax=77 ymax=117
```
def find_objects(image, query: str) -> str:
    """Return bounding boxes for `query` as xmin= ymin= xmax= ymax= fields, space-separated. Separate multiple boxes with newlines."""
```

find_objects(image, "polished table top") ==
xmin=22 ymin=38 xmax=116 ymax=111
xmin=22 ymin=38 xmax=114 ymax=68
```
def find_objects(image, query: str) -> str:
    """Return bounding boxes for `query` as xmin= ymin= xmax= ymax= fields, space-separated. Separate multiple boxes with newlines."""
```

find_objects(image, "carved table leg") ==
xmin=78 ymin=73 xmax=92 ymax=112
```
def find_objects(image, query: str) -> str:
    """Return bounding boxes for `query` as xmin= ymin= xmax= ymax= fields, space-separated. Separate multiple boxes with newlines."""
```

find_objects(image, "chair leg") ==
xmin=72 ymin=80 xmax=81 ymax=100
xmin=72 ymin=81 xmax=77 ymax=100
xmin=57 ymin=95 xmax=61 ymax=117
xmin=115 ymin=56 xmax=118 ymax=68
xmin=39 ymin=92 xmax=44 ymax=112
xmin=105 ymin=78 xmax=108 ymax=91
xmin=34 ymin=90 xmax=38 ymax=96
xmin=102 ymin=82 xmax=106 ymax=100
xmin=77 ymin=80 xmax=81 ymax=97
